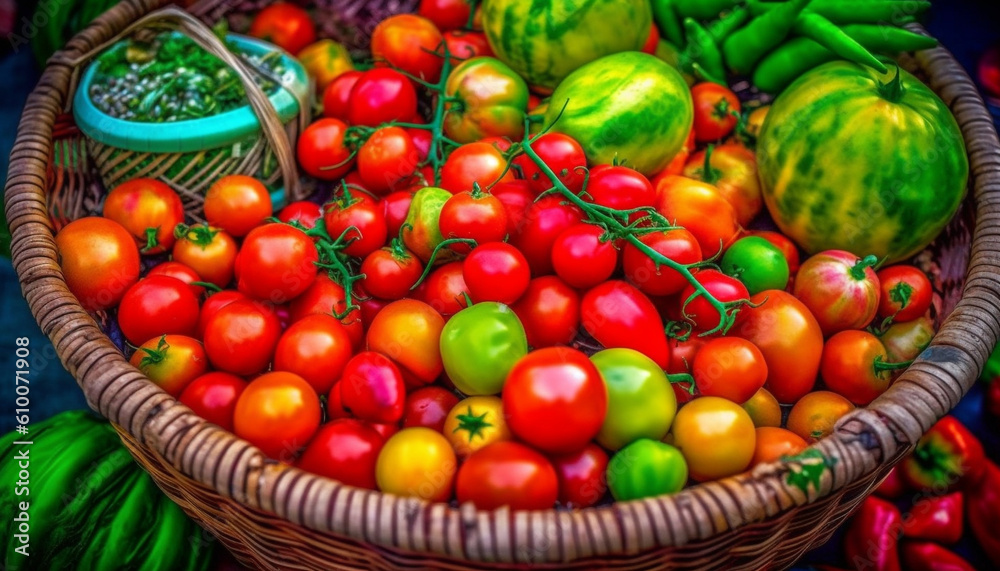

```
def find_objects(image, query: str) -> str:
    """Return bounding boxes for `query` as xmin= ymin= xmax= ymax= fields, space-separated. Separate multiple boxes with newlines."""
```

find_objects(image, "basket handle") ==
xmin=51 ymin=5 xmax=302 ymax=198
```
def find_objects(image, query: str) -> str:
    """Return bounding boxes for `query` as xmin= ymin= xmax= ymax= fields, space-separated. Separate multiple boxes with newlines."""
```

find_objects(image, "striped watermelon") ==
xmin=481 ymin=0 xmax=651 ymax=91
xmin=544 ymin=51 xmax=693 ymax=176
xmin=758 ymin=62 xmax=968 ymax=264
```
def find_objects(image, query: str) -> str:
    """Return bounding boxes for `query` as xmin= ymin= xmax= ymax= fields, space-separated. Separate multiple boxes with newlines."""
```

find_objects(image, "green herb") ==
xmin=89 ymin=31 xmax=286 ymax=123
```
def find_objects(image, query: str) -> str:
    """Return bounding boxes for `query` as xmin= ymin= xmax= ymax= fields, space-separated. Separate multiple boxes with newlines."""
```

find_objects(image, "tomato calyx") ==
xmin=689 ymin=144 xmax=723 ymax=186
xmin=136 ymin=335 xmax=170 ymax=368
xmin=877 ymin=63 xmax=906 ymax=103
xmin=665 ymin=320 xmax=694 ymax=342
xmin=142 ymin=227 xmax=160 ymax=253
xmin=174 ymin=223 xmax=219 ymax=249
xmin=872 ymin=354 xmax=913 ymax=376
xmin=452 ymin=406 xmax=493 ymax=442
xmin=849 ymin=254 xmax=880 ymax=281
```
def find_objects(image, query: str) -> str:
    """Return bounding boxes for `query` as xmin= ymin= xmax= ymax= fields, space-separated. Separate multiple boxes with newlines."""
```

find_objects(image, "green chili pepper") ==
xmin=683 ymin=18 xmax=727 ymax=85
xmin=749 ymin=0 xmax=931 ymax=25
xmin=707 ymin=7 xmax=751 ymax=44
xmin=673 ymin=0 xmax=742 ymax=20
xmin=651 ymin=0 xmax=685 ymax=48
xmin=794 ymin=13 xmax=887 ymax=73
xmin=753 ymin=25 xmax=938 ymax=93
xmin=722 ymin=0 xmax=811 ymax=75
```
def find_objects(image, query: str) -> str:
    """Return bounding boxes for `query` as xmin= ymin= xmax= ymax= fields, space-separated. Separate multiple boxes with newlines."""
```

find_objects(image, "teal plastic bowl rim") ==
xmin=73 ymin=33 xmax=308 ymax=154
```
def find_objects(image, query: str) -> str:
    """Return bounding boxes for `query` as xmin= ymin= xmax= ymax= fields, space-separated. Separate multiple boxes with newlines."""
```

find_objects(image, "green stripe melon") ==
xmin=758 ymin=61 xmax=968 ymax=264
xmin=481 ymin=0 xmax=651 ymax=91
xmin=544 ymin=51 xmax=693 ymax=176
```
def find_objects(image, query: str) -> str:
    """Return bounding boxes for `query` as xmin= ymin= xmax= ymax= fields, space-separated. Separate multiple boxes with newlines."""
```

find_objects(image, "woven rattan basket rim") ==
xmin=6 ymin=0 xmax=1000 ymax=565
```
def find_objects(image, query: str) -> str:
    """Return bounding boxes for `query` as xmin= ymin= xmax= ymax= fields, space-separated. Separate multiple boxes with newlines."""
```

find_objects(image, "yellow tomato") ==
xmin=786 ymin=391 xmax=855 ymax=443
xmin=671 ymin=397 xmax=756 ymax=482
xmin=742 ymin=387 xmax=782 ymax=428
xmin=443 ymin=396 xmax=511 ymax=457
xmin=376 ymin=428 xmax=456 ymax=501
xmin=297 ymin=39 xmax=354 ymax=93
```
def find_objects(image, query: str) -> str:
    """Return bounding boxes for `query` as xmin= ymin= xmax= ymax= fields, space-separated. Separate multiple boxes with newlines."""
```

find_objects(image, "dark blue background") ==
xmin=1 ymin=1 xmax=997 ymax=569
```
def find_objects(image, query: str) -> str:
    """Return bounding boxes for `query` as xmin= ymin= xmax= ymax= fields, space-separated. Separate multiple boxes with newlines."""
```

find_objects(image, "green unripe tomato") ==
xmin=720 ymin=236 xmax=790 ymax=295
xmin=440 ymin=302 xmax=528 ymax=395
xmin=607 ymin=439 xmax=688 ymax=501
xmin=591 ymin=348 xmax=677 ymax=451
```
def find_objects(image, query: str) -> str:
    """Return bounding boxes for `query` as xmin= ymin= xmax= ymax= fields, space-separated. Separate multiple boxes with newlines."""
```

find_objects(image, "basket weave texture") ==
xmin=6 ymin=0 xmax=1000 ymax=569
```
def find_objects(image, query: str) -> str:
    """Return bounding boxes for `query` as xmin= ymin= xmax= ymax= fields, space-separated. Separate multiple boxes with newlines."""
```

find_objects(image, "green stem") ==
xmin=666 ymin=372 xmax=697 ymax=395
xmin=849 ymin=254 xmax=879 ymax=280
xmin=409 ymin=238 xmax=478 ymax=290
xmin=142 ymin=227 xmax=159 ymax=253
xmin=878 ymin=64 xmax=906 ymax=103
xmin=873 ymin=355 xmax=913 ymax=374
xmin=190 ymin=281 xmax=222 ymax=294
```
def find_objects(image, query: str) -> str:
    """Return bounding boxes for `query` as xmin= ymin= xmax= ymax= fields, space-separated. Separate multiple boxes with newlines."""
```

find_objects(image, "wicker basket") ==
xmin=6 ymin=1 xmax=1000 ymax=569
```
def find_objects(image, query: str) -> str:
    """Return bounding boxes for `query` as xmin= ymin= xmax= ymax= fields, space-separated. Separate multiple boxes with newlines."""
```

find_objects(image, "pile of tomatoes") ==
xmin=53 ymin=0 xmax=940 ymax=510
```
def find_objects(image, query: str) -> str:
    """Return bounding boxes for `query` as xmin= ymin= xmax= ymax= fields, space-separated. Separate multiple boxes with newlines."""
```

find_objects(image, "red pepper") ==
xmin=874 ymin=466 xmax=907 ymax=499
xmin=900 ymin=416 xmax=985 ymax=492
xmin=844 ymin=496 xmax=903 ymax=571
xmin=900 ymin=541 xmax=976 ymax=571
xmin=967 ymin=460 xmax=1000 ymax=566
xmin=901 ymin=492 xmax=963 ymax=545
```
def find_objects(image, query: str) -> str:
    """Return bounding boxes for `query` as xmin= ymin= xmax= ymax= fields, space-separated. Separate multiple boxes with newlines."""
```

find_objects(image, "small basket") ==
xmin=6 ymin=0 xmax=1000 ymax=569
xmin=73 ymin=32 xmax=309 ymax=208
xmin=50 ymin=6 xmax=308 ymax=220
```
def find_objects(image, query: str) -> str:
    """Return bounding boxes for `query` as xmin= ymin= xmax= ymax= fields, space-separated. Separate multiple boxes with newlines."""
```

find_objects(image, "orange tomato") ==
xmin=786 ymin=391 xmax=856 ymax=443
xmin=102 ymin=178 xmax=184 ymax=254
xmin=171 ymin=225 xmax=238 ymax=288
xmin=654 ymin=175 xmax=740 ymax=258
xmin=55 ymin=217 xmax=140 ymax=312
xmin=732 ymin=290 xmax=824 ymax=404
xmin=233 ymin=371 xmax=321 ymax=461
xmin=683 ymin=143 xmax=762 ymax=226
xmin=366 ymin=299 xmax=445 ymax=387
xmin=371 ymin=14 xmax=444 ymax=83
xmin=671 ymin=396 xmax=756 ymax=482
xmin=750 ymin=427 xmax=808 ymax=468
xmin=742 ymin=387 xmax=782 ymax=428
xmin=204 ymin=175 xmax=273 ymax=238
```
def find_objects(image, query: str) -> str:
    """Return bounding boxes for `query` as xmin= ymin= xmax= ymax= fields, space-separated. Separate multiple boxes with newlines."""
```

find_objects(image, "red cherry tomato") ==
xmin=413 ymin=261 xmax=470 ymax=317
xmin=517 ymin=133 xmax=587 ymax=194
xmin=456 ymin=441 xmax=559 ymax=510
xmin=326 ymin=381 xmax=350 ymax=420
xmin=641 ymin=23 xmax=659 ymax=54
xmin=347 ymin=68 xmax=419 ymax=128
xmin=439 ymin=189 xmax=508 ymax=253
xmin=511 ymin=195 xmax=584 ymax=276
xmin=623 ymin=228 xmax=703 ymax=296
xmin=196 ymin=290 xmax=246 ymax=339
xmin=680 ymin=269 xmax=750 ymax=333
xmin=550 ymin=443 xmax=609 ymax=508
xmin=511 ymin=276 xmax=580 ymax=349
xmin=298 ymin=118 xmax=354 ymax=180
xmin=371 ymin=14 xmax=444 ymax=83
xmin=550 ymin=223 xmax=618 ymax=289
xmin=248 ymin=3 xmax=316 ymax=55
xmin=147 ymin=261 xmax=205 ymax=298
xmin=407 ymin=129 xmax=433 ymax=162
xmin=580 ymin=280 xmax=670 ymax=369
xmin=102 ymin=178 xmax=184 ymax=254
xmin=691 ymin=82 xmax=741 ymax=143
xmin=234 ymin=371 xmax=321 ymax=461
xmin=357 ymin=126 xmax=420 ymax=196
xmin=297 ymin=419 xmax=384 ymax=489
xmin=439 ymin=142 xmax=516 ymax=194
xmin=877 ymin=265 xmax=933 ymax=323
xmin=323 ymin=194 xmax=388 ymax=258
xmin=203 ymin=300 xmax=282 ymax=376
xmin=693 ymin=337 xmax=768 ymax=404
xmin=273 ymin=314 xmax=354 ymax=394
xmin=463 ymin=242 xmax=531 ymax=304
xmin=418 ymin=0 xmax=472 ymax=31
xmin=502 ymin=347 xmax=608 ymax=454
xmin=402 ymin=387 xmax=460 ymax=431
xmin=586 ymin=165 xmax=656 ymax=211
xmin=278 ymin=201 xmax=322 ymax=230
xmin=236 ymin=223 xmax=318 ymax=304
xmin=339 ymin=351 xmax=407 ymax=424
xmin=179 ymin=372 xmax=247 ymax=432
xmin=118 ymin=276 xmax=200 ymax=345
xmin=322 ymin=70 xmax=362 ymax=121
xmin=380 ymin=191 xmax=414 ymax=239
xmin=359 ymin=242 xmax=424 ymax=300
xmin=491 ymin=180 xmax=534 ymax=237
xmin=288 ymin=274 xmax=363 ymax=349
